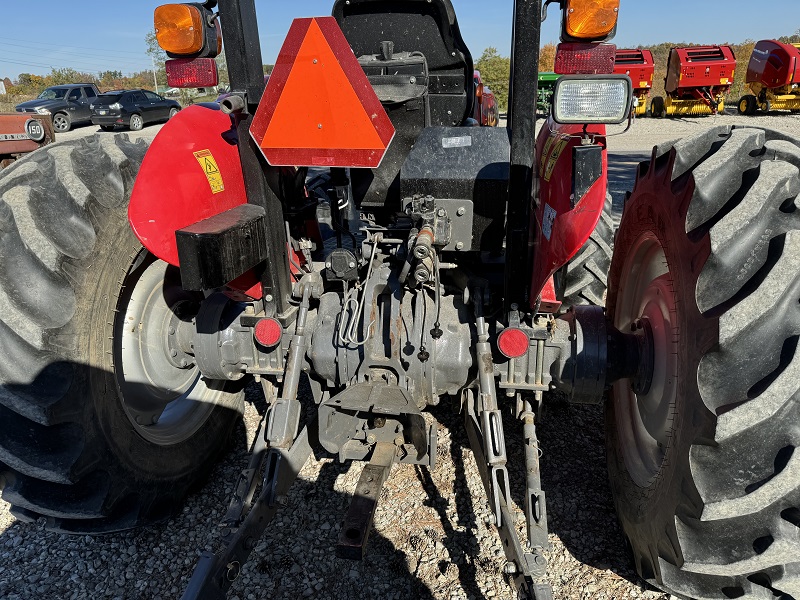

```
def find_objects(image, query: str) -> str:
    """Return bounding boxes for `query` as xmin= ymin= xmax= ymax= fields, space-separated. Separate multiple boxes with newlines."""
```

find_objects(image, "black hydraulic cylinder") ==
xmin=505 ymin=0 xmax=542 ymax=309
xmin=218 ymin=0 xmax=292 ymax=316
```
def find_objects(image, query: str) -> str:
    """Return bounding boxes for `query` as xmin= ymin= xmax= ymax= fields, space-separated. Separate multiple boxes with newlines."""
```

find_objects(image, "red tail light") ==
xmin=497 ymin=328 xmax=529 ymax=359
xmin=555 ymin=43 xmax=616 ymax=75
xmin=165 ymin=58 xmax=219 ymax=88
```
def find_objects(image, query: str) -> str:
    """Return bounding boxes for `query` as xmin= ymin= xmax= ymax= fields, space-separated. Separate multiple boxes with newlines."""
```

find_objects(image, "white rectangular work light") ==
xmin=551 ymin=74 xmax=632 ymax=124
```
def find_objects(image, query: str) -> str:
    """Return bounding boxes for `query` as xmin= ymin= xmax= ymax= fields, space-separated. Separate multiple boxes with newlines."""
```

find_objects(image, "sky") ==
xmin=1 ymin=0 xmax=798 ymax=81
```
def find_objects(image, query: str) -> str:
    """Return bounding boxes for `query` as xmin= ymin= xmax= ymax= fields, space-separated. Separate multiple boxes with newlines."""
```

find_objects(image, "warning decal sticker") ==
xmin=193 ymin=149 xmax=225 ymax=194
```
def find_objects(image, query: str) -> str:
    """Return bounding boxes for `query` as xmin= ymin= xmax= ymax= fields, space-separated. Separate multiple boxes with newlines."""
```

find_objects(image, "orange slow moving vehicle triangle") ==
xmin=250 ymin=17 xmax=395 ymax=168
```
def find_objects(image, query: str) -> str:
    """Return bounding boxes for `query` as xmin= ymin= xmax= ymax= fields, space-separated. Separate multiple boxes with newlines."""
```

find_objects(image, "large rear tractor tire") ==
xmin=607 ymin=125 xmax=800 ymax=598
xmin=0 ymin=135 xmax=244 ymax=533
xmin=555 ymin=193 xmax=614 ymax=308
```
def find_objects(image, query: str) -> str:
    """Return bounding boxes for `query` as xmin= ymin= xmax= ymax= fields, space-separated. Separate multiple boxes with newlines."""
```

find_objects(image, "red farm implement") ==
xmin=651 ymin=45 xmax=737 ymax=117
xmin=613 ymin=48 xmax=654 ymax=116
xmin=739 ymin=39 xmax=800 ymax=114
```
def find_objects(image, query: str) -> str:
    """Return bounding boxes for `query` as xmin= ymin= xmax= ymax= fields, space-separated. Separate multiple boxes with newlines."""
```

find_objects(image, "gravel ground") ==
xmin=4 ymin=111 xmax=800 ymax=599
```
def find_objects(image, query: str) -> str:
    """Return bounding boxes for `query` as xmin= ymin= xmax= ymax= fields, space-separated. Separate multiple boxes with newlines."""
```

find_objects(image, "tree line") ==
xmin=477 ymin=31 xmax=800 ymax=111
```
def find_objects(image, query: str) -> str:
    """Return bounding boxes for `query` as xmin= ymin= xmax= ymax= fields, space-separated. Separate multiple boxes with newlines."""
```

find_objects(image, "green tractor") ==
xmin=537 ymin=72 xmax=560 ymax=115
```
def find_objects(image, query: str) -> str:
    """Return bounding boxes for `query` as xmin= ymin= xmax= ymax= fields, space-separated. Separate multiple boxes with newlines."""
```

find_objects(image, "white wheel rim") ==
xmin=613 ymin=232 xmax=679 ymax=487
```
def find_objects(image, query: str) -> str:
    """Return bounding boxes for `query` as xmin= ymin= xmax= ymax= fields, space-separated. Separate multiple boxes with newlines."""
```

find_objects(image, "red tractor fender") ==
xmin=128 ymin=104 xmax=247 ymax=267
xmin=529 ymin=118 xmax=608 ymax=310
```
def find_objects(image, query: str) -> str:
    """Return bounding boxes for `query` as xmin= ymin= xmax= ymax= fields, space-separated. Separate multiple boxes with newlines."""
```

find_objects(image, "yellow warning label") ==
xmin=544 ymin=139 xmax=569 ymax=182
xmin=539 ymin=134 xmax=558 ymax=176
xmin=720 ymin=78 xmax=729 ymax=85
xmin=193 ymin=149 xmax=224 ymax=194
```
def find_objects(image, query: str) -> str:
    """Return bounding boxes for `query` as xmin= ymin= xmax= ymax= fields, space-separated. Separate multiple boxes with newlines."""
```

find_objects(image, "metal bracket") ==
xmin=336 ymin=443 xmax=396 ymax=560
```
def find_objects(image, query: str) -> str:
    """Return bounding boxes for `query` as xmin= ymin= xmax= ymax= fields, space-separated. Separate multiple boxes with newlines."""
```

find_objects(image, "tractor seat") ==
xmin=332 ymin=0 xmax=474 ymax=211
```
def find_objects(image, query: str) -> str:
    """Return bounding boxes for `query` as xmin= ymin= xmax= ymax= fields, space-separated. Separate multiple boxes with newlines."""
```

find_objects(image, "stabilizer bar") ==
xmin=464 ymin=394 xmax=552 ymax=600
xmin=181 ymin=427 xmax=313 ymax=600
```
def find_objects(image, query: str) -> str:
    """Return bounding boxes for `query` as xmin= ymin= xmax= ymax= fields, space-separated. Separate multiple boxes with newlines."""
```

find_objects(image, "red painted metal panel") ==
xmin=529 ymin=118 xmax=608 ymax=309
xmin=665 ymin=46 xmax=736 ymax=94
xmin=747 ymin=40 xmax=800 ymax=88
xmin=250 ymin=16 xmax=394 ymax=168
xmin=614 ymin=49 xmax=655 ymax=91
xmin=0 ymin=114 xmax=54 ymax=155
xmin=128 ymin=104 xmax=247 ymax=267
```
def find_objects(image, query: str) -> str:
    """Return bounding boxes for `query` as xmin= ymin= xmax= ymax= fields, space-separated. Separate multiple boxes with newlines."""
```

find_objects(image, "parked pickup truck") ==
xmin=15 ymin=83 xmax=101 ymax=133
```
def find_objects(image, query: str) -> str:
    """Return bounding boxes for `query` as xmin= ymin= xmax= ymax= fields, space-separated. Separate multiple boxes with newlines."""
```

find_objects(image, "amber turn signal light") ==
xmin=564 ymin=0 xmax=620 ymax=42
xmin=155 ymin=4 xmax=205 ymax=56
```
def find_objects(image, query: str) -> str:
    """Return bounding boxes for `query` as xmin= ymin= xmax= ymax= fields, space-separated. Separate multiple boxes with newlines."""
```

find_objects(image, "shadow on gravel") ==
xmin=415 ymin=442 xmax=482 ymax=599
xmin=0 ymin=374 xmax=437 ymax=600
xmin=0 ymin=371 xmax=664 ymax=599
xmin=514 ymin=396 xmax=644 ymax=586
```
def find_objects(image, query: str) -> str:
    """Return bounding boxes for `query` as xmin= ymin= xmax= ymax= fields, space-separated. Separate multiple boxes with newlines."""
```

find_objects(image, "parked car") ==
xmin=90 ymin=89 xmax=181 ymax=131
xmin=15 ymin=83 xmax=101 ymax=133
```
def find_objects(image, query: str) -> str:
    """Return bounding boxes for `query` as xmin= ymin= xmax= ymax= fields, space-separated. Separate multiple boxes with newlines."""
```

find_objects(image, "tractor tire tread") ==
xmin=560 ymin=193 xmax=614 ymax=308
xmin=0 ymin=134 xmax=241 ymax=532
xmin=608 ymin=124 xmax=800 ymax=600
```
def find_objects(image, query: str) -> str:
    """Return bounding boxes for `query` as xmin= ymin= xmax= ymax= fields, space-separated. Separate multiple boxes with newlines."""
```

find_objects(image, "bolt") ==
xmin=366 ymin=434 xmax=377 ymax=445
xmin=168 ymin=326 xmax=175 ymax=335
xmin=437 ymin=208 xmax=446 ymax=217
xmin=151 ymin=414 xmax=159 ymax=425
xmin=135 ymin=415 xmax=144 ymax=425
xmin=313 ymin=59 xmax=318 ymax=64
xmin=451 ymin=51 xmax=456 ymax=56
xmin=318 ymin=123 xmax=323 ymax=129
xmin=265 ymin=294 xmax=274 ymax=303
xmin=455 ymin=242 xmax=464 ymax=251
xmin=325 ymin=262 xmax=332 ymax=269
xmin=394 ymin=435 xmax=404 ymax=446
xmin=510 ymin=303 xmax=519 ymax=311
xmin=180 ymin=359 xmax=190 ymax=368
xmin=456 ymin=206 xmax=465 ymax=216
xmin=503 ymin=562 xmax=517 ymax=575
xmin=409 ymin=76 xmax=416 ymax=84
xmin=348 ymin=261 xmax=356 ymax=268
xmin=170 ymin=349 xmax=178 ymax=357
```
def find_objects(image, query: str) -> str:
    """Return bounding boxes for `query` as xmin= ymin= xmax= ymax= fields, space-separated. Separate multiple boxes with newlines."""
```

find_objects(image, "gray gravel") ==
xmin=5 ymin=111 xmax=800 ymax=599
xmin=53 ymin=122 xmax=163 ymax=144
xmin=1 ymin=391 xmax=669 ymax=600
